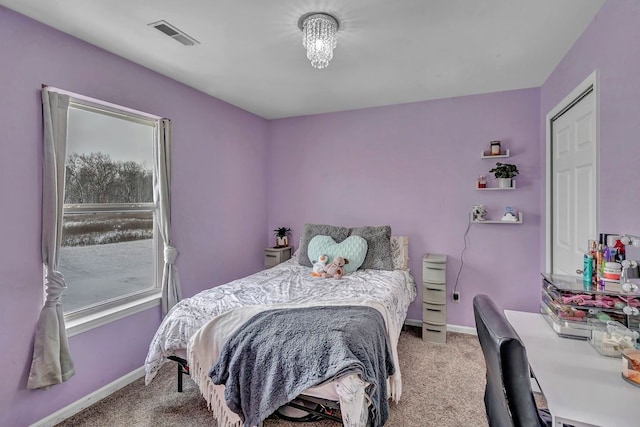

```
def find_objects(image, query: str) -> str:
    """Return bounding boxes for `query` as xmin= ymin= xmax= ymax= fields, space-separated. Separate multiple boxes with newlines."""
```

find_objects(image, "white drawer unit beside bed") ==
xmin=422 ymin=254 xmax=447 ymax=344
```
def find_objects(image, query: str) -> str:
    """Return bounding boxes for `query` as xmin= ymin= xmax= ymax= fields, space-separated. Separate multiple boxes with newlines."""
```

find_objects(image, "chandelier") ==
xmin=299 ymin=13 xmax=339 ymax=69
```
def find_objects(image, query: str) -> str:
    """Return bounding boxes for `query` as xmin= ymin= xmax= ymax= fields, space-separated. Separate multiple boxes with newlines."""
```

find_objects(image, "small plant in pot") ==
xmin=273 ymin=227 xmax=292 ymax=248
xmin=489 ymin=162 xmax=519 ymax=188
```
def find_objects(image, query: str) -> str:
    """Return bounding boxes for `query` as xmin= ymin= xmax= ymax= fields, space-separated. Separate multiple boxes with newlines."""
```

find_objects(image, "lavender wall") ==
xmin=541 ymin=0 xmax=640 ymax=240
xmin=4 ymin=0 xmax=636 ymax=424
xmin=267 ymin=88 xmax=542 ymax=325
xmin=0 ymin=7 xmax=268 ymax=426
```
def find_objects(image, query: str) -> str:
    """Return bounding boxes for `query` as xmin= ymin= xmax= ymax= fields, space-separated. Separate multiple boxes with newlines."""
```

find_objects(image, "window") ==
xmin=59 ymin=101 xmax=162 ymax=317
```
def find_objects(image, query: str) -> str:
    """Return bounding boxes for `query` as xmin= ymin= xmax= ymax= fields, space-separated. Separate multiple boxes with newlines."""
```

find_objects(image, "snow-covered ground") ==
xmin=59 ymin=239 xmax=154 ymax=312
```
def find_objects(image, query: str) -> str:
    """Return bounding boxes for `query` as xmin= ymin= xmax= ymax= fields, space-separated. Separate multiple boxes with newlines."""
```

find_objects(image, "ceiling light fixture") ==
xmin=298 ymin=12 xmax=339 ymax=69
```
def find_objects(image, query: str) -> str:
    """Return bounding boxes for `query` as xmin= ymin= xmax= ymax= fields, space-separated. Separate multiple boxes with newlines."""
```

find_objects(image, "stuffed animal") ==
xmin=312 ymin=255 xmax=329 ymax=277
xmin=472 ymin=204 xmax=487 ymax=221
xmin=322 ymin=256 xmax=349 ymax=279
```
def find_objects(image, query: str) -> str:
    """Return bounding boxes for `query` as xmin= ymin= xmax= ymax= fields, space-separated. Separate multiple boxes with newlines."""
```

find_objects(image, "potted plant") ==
xmin=489 ymin=162 xmax=519 ymax=188
xmin=273 ymin=227 xmax=292 ymax=248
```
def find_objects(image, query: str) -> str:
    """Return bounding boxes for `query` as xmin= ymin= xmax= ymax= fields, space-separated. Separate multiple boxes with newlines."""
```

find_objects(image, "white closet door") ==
xmin=551 ymin=90 xmax=597 ymax=276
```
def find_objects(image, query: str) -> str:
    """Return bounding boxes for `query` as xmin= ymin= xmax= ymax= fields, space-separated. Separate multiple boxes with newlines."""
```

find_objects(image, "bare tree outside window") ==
xmin=64 ymin=152 xmax=153 ymax=204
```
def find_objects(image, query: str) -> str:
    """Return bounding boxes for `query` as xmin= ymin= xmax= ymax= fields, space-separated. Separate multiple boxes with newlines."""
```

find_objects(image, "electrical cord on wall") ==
xmin=453 ymin=212 xmax=473 ymax=295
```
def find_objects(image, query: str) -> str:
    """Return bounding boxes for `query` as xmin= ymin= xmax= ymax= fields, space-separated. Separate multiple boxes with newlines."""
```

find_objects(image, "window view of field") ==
xmin=59 ymin=234 xmax=153 ymax=312
xmin=58 ymin=150 xmax=156 ymax=313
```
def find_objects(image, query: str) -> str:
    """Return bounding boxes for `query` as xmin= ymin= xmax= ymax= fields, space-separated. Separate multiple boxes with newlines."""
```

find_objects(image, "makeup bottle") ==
xmin=583 ymin=253 xmax=594 ymax=284
xmin=589 ymin=241 xmax=597 ymax=283
xmin=595 ymin=243 xmax=604 ymax=283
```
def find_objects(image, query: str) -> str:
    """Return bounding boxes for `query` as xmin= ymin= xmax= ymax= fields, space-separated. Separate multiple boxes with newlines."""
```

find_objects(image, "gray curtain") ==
xmin=27 ymin=88 xmax=75 ymax=389
xmin=154 ymin=119 xmax=182 ymax=316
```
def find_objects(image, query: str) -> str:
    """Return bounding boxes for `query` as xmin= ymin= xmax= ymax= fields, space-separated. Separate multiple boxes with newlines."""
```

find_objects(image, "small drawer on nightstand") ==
xmin=423 ymin=283 xmax=446 ymax=304
xmin=422 ymin=322 xmax=447 ymax=344
xmin=265 ymin=254 xmax=280 ymax=268
xmin=264 ymin=247 xmax=292 ymax=268
xmin=423 ymin=302 xmax=446 ymax=325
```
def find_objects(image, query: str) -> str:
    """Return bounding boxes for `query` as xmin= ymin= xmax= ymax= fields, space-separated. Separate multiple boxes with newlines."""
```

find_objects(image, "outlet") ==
xmin=452 ymin=291 xmax=460 ymax=303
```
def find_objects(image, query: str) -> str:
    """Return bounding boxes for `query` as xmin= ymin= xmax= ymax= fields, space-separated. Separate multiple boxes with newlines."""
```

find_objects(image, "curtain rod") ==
xmin=40 ymin=84 xmax=169 ymax=122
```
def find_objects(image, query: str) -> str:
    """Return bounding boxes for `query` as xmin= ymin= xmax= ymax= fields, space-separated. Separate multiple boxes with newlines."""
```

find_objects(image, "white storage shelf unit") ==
xmin=480 ymin=149 xmax=510 ymax=158
xmin=477 ymin=144 xmax=522 ymax=223
xmin=473 ymin=211 xmax=523 ymax=224
xmin=477 ymin=180 xmax=516 ymax=190
xmin=422 ymin=254 xmax=447 ymax=344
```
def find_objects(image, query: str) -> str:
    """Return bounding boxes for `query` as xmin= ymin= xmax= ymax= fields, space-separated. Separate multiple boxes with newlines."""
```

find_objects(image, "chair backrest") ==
xmin=473 ymin=294 xmax=544 ymax=427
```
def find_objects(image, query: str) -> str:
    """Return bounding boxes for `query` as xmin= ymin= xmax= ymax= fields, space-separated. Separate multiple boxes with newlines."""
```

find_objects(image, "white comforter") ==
xmin=144 ymin=257 xmax=416 ymax=422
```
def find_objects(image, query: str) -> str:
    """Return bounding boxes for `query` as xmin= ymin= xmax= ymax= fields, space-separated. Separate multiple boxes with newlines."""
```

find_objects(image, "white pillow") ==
xmin=390 ymin=236 xmax=409 ymax=270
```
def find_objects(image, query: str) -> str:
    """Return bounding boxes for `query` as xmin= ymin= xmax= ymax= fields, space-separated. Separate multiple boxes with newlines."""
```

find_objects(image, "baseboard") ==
xmin=30 ymin=366 xmax=145 ymax=427
xmin=404 ymin=319 xmax=477 ymax=335
xmin=446 ymin=324 xmax=477 ymax=335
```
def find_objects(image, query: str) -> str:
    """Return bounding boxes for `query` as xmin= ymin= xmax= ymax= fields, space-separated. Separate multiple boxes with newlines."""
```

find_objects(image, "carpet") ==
xmin=55 ymin=328 xmax=488 ymax=426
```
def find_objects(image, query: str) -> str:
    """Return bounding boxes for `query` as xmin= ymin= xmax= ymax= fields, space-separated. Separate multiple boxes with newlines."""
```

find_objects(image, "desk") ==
xmin=505 ymin=310 xmax=640 ymax=427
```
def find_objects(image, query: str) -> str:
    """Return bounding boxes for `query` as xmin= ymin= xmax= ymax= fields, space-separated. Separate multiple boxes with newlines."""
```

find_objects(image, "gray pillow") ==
xmin=298 ymin=223 xmax=349 ymax=267
xmin=349 ymin=225 xmax=393 ymax=270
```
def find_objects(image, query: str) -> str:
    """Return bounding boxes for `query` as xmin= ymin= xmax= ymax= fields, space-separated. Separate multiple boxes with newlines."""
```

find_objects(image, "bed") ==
xmin=144 ymin=231 xmax=416 ymax=426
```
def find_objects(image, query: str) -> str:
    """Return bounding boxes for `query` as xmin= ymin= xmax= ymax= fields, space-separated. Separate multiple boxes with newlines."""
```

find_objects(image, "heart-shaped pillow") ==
xmin=307 ymin=235 xmax=368 ymax=274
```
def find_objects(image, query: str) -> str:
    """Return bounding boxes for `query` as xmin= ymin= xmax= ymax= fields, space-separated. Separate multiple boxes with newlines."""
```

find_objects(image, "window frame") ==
xmin=58 ymin=95 xmax=164 ymax=332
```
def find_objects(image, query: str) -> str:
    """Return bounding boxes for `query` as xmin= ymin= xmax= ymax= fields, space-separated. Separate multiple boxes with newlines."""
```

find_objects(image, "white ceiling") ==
xmin=2 ymin=0 xmax=606 ymax=119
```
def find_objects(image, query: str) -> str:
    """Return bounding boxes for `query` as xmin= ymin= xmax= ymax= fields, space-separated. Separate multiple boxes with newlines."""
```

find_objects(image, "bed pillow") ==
xmin=291 ymin=236 xmax=303 ymax=262
xmin=307 ymin=235 xmax=368 ymax=274
xmin=390 ymin=236 xmax=409 ymax=270
xmin=349 ymin=225 xmax=393 ymax=271
xmin=298 ymin=223 xmax=349 ymax=267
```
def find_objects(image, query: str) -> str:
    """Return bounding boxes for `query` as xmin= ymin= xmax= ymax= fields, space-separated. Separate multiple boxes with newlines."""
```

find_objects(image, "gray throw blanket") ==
xmin=209 ymin=305 xmax=395 ymax=427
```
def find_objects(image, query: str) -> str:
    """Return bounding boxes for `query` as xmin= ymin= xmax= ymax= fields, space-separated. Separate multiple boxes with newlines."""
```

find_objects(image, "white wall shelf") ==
xmin=477 ymin=180 xmax=516 ymax=190
xmin=473 ymin=212 xmax=523 ymax=224
xmin=481 ymin=149 xmax=510 ymax=159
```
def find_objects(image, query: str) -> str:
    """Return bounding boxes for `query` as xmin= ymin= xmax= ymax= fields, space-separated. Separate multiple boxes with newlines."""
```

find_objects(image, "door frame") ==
xmin=545 ymin=70 xmax=600 ymax=272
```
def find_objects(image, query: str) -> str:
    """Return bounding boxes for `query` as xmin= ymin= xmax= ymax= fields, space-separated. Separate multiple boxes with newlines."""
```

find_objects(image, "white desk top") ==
xmin=505 ymin=310 xmax=640 ymax=427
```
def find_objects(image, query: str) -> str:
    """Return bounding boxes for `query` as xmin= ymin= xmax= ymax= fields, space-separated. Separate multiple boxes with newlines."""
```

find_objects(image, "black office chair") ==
xmin=473 ymin=294 xmax=552 ymax=427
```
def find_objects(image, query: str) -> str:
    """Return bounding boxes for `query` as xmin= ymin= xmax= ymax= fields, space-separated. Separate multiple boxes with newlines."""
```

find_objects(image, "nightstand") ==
xmin=264 ymin=246 xmax=293 ymax=268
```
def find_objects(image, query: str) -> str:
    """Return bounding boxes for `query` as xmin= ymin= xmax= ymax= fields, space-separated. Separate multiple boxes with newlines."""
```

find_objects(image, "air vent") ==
xmin=148 ymin=20 xmax=200 ymax=46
